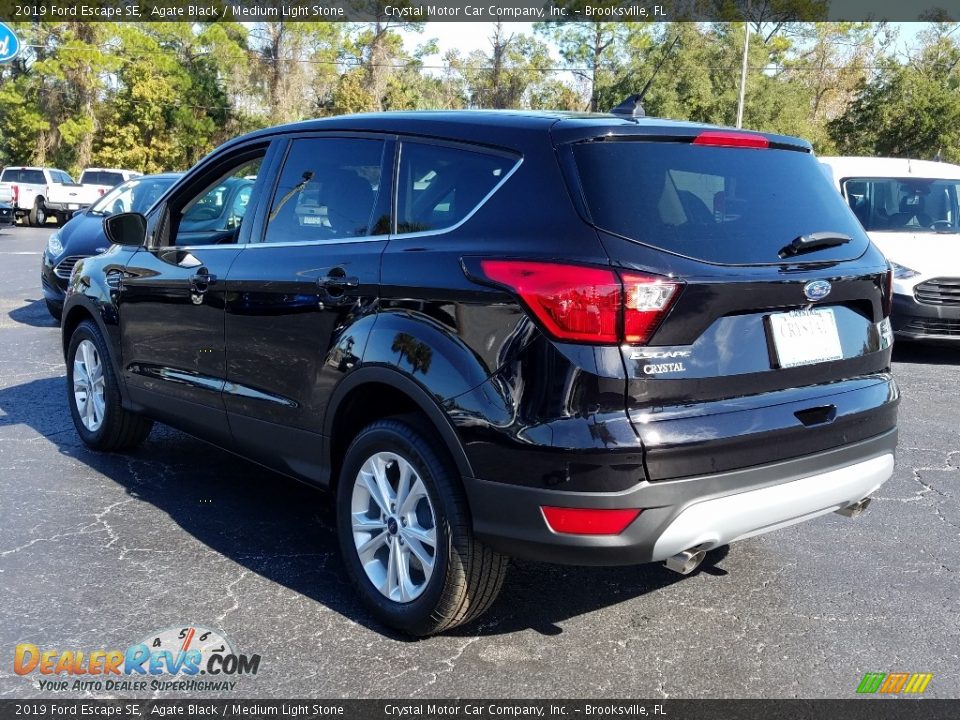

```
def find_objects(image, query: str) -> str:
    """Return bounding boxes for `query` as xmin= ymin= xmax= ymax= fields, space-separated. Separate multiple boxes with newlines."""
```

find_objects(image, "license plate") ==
xmin=767 ymin=308 xmax=843 ymax=368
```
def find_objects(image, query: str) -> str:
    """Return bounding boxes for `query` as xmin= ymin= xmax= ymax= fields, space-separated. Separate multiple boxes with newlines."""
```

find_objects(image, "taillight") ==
xmin=882 ymin=267 xmax=893 ymax=317
xmin=479 ymin=260 xmax=622 ymax=343
xmin=11 ymin=185 xmax=18 ymax=204
xmin=98 ymin=188 xmax=106 ymax=196
xmin=693 ymin=131 xmax=769 ymax=149
xmin=477 ymin=260 xmax=681 ymax=345
xmin=542 ymin=506 xmax=641 ymax=535
xmin=621 ymin=272 xmax=682 ymax=344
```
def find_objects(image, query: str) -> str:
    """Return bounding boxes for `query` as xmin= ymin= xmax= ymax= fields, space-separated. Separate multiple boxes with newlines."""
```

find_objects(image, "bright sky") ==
xmin=400 ymin=21 xmax=929 ymax=63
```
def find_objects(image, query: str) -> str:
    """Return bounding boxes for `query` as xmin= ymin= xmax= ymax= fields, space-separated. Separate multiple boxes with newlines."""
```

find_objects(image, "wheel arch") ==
xmin=323 ymin=366 xmax=473 ymax=491
xmin=61 ymin=296 xmax=129 ymax=399
xmin=61 ymin=300 xmax=99 ymax=357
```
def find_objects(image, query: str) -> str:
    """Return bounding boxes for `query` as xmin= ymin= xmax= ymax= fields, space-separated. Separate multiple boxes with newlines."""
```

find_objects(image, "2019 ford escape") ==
xmin=61 ymin=111 xmax=898 ymax=635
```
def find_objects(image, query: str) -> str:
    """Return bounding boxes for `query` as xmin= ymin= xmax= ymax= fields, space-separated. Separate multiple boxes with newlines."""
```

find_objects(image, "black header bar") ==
xmin=0 ymin=0 xmax=956 ymax=23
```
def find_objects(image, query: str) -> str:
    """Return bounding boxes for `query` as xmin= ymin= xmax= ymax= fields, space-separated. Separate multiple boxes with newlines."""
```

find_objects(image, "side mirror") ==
xmin=103 ymin=212 xmax=147 ymax=247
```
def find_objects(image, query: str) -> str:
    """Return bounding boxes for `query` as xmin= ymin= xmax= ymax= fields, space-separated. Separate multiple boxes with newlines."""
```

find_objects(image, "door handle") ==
xmin=189 ymin=269 xmax=218 ymax=293
xmin=318 ymin=273 xmax=359 ymax=290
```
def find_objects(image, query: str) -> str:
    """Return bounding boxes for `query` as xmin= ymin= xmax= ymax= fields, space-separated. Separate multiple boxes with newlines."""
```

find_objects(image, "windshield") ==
xmin=841 ymin=177 xmax=960 ymax=234
xmin=91 ymin=176 xmax=176 ymax=216
xmin=572 ymin=140 xmax=869 ymax=265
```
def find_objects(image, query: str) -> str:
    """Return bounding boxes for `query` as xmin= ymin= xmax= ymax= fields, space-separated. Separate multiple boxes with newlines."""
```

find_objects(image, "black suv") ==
xmin=61 ymin=111 xmax=898 ymax=635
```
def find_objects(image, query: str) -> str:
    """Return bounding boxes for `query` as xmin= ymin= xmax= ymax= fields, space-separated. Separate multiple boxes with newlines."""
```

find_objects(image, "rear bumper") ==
xmin=892 ymin=292 xmax=960 ymax=341
xmin=464 ymin=428 xmax=897 ymax=566
xmin=44 ymin=201 xmax=89 ymax=213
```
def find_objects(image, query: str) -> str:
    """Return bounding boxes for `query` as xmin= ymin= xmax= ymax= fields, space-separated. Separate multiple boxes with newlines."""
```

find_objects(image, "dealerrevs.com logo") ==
xmin=14 ymin=625 xmax=261 ymax=693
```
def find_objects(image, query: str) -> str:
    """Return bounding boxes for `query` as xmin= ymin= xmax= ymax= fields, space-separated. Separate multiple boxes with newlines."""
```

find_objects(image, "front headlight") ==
xmin=47 ymin=231 xmax=63 ymax=257
xmin=890 ymin=262 xmax=919 ymax=280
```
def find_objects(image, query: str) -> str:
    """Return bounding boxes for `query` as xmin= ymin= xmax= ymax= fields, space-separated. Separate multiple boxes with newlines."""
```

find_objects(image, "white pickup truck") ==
xmin=0 ymin=166 xmax=92 ymax=226
xmin=78 ymin=167 xmax=142 ymax=202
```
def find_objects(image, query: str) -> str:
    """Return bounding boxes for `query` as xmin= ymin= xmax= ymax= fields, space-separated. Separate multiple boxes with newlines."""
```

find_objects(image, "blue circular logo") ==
xmin=804 ymin=280 xmax=832 ymax=302
xmin=0 ymin=22 xmax=21 ymax=65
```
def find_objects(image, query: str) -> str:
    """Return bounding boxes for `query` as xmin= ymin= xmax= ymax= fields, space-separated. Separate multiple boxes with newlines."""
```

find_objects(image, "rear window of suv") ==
xmin=572 ymin=140 xmax=869 ymax=265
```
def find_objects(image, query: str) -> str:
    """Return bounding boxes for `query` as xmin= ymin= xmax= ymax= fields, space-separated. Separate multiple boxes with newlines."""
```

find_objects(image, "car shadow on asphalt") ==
xmin=0 ymin=375 xmax=729 ymax=640
xmin=8 ymin=298 xmax=59 ymax=328
xmin=892 ymin=342 xmax=960 ymax=365
xmin=455 ymin=546 xmax=729 ymax=637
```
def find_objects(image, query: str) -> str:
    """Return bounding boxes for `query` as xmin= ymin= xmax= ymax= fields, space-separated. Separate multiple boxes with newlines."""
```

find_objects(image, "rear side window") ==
xmin=572 ymin=141 xmax=868 ymax=265
xmin=841 ymin=177 xmax=960 ymax=233
xmin=20 ymin=170 xmax=45 ymax=184
xmin=396 ymin=142 xmax=514 ymax=234
xmin=263 ymin=137 xmax=385 ymax=243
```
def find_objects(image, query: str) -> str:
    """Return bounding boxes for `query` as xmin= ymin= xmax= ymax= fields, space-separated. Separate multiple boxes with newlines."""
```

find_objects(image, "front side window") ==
xmin=841 ymin=177 xmax=960 ymax=234
xmin=396 ymin=142 xmax=514 ymax=234
xmin=172 ymin=155 xmax=264 ymax=246
xmin=263 ymin=137 xmax=385 ymax=244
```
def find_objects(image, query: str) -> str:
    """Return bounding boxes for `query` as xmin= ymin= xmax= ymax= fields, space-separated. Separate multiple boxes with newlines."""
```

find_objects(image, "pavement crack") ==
xmin=216 ymin=570 xmax=251 ymax=623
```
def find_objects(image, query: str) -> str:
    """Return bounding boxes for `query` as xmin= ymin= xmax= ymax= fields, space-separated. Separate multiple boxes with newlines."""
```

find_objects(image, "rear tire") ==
xmin=29 ymin=198 xmax=47 ymax=227
xmin=66 ymin=320 xmax=153 ymax=451
xmin=337 ymin=418 xmax=507 ymax=636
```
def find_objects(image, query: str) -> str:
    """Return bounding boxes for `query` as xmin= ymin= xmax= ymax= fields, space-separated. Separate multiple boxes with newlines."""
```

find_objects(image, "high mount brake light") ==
xmin=693 ymin=131 xmax=769 ymax=149
xmin=478 ymin=260 xmax=681 ymax=345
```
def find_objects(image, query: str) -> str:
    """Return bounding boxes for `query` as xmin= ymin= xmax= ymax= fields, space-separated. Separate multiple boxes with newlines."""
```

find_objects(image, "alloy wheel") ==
xmin=350 ymin=451 xmax=438 ymax=603
xmin=73 ymin=339 xmax=106 ymax=432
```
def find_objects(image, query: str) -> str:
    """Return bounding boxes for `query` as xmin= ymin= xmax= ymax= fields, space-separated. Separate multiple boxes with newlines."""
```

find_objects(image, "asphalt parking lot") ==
xmin=0 ymin=224 xmax=957 ymax=699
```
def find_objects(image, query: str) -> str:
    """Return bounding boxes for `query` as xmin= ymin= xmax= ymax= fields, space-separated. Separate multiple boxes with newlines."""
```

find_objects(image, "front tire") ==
xmin=66 ymin=320 xmax=153 ymax=451
xmin=337 ymin=418 xmax=507 ymax=636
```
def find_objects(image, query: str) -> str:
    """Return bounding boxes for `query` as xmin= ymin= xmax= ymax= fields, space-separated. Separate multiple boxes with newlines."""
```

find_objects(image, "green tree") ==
xmin=535 ymin=9 xmax=638 ymax=111
xmin=829 ymin=24 xmax=960 ymax=161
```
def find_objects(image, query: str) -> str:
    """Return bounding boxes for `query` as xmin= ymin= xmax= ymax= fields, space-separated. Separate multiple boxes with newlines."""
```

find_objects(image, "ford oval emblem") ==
xmin=0 ymin=22 xmax=21 ymax=65
xmin=804 ymin=280 xmax=832 ymax=302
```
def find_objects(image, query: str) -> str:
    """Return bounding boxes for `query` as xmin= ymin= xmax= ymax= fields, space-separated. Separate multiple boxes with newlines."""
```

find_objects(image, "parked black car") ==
xmin=0 ymin=202 xmax=13 ymax=227
xmin=61 ymin=111 xmax=898 ymax=635
xmin=42 ymin=174 xmax=181 ymax=320
xmin=42 ymin=173 xmax=255 ymax=321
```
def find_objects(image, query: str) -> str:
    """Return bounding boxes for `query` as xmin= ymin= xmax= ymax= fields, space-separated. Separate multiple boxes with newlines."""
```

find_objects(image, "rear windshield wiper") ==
xmin=779 ymin=231 xmax=853 ymax=259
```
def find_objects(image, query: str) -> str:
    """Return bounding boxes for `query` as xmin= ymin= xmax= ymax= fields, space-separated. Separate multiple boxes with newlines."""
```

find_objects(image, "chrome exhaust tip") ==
xmin=665 ymin=548 xmax=707 ymax=575
xmin=836 ymin=497 xmax=871 ymax=518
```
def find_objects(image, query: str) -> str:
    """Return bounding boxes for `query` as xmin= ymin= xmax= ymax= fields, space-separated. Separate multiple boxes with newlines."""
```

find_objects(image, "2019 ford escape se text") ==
xmin=61 ymin=111 xmax=898 ymax=635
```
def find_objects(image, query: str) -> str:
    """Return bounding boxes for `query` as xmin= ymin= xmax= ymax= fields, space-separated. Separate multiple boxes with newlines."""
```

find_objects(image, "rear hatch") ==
xmin=557 ymin=120 xmax=896 ymax=480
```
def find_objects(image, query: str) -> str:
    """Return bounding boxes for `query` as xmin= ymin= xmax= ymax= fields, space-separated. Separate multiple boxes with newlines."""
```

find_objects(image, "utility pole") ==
xmin=736 ymin=19 xmax=750 ymax=128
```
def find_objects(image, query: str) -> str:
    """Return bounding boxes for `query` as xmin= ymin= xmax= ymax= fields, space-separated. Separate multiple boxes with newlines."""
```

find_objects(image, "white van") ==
xmin=820 ymin=156 xmax=960 ymax=342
